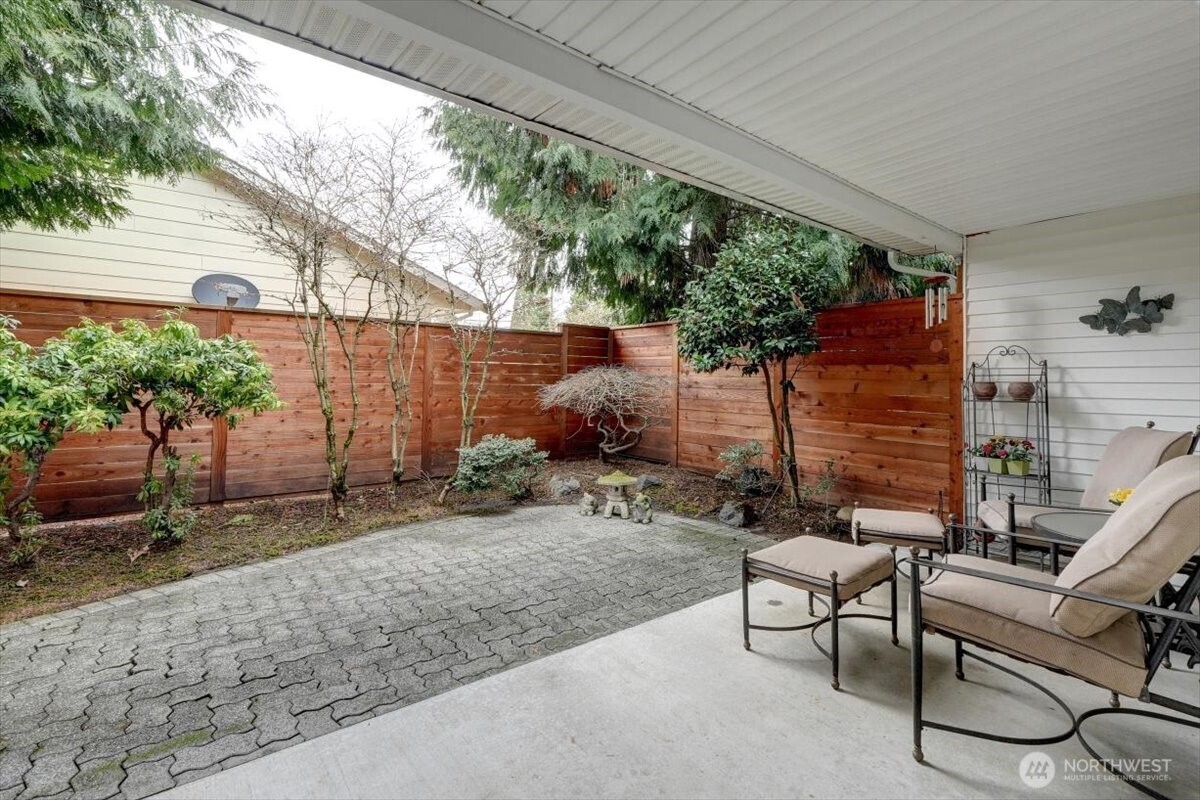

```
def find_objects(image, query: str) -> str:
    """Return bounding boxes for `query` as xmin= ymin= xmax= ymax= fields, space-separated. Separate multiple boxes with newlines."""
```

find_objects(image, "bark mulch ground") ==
xmin=1 ymin=456 xmax=844 ymax=624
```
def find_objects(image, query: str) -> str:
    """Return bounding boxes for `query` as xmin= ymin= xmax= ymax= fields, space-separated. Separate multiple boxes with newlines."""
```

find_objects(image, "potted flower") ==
xmin=964 ymin=442 xmax=988 ymax=471
xmin=980 ymin=436 xmax=1006 ymax=473
xmin=977 ymin=436 xmax=1036 ymax=475
xmin=1005 ymin=438 xmax=1036 ymax=476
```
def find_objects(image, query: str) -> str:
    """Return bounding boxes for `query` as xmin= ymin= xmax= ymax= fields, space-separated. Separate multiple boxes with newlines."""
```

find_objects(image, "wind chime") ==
xmin=924 ymin=274 xmax=951 ymax=328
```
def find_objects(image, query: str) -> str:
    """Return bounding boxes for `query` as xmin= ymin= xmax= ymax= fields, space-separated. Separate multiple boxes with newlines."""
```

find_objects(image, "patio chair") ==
xmin=907 ymin=455 xmax=1200 ymax=800
xmin=976 ymin=422 xmax=1197 ymax=565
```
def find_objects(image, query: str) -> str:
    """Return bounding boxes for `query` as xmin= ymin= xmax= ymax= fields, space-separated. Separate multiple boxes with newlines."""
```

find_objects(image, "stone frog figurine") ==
xmin=579 ymin=492 xmax=599 ymax=516
xmin=631 ymin=492 xmax=653 ymax=524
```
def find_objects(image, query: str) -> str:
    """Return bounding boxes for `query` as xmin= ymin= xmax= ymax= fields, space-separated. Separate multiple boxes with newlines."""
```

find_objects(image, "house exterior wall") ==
xmin=0 ymin=173 xmax=459 ymax=318
xmin=964 ymin=194 xmax=1200 ymax=506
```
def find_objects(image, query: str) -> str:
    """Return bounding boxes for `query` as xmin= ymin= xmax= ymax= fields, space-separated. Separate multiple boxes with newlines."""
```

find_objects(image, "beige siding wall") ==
xmin=965 ymin=194 xmax=1200 ymax=506
xmin=0 ymin=173 xmax=457 ymax=318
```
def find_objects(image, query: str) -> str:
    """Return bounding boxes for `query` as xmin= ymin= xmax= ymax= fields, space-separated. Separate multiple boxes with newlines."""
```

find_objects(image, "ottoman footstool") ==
xmin=741 ymin=536 xmax=898 ymax=690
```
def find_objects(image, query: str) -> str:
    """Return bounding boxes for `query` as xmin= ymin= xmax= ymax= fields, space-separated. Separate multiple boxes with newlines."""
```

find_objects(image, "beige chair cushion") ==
xmin=1051 ymin=456 xmax=1200 ymax=637
xmin=922 ymin=555 xmax=1147 ymax=697
xmin=1079 ymin=426 xmax=1193 ymax=509
xmin=976 ymin=499 xmax=1041 ymax=532
xmin=852 ymin=509 xmax=945 ymax=543
xmin=748 ymin=536 xmax=893 ymax=598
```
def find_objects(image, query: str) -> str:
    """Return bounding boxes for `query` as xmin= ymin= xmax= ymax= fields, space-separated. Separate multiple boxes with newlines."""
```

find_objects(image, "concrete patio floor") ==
xmin=160 ymin=565 xmax=1200 ymax=800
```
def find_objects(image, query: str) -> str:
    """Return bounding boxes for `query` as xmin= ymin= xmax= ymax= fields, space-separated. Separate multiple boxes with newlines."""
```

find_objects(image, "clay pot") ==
xmin=971 ymin=381 xmax=998 ymax=401
xmin=1007 ymin=381 xmax=1036 ymax=402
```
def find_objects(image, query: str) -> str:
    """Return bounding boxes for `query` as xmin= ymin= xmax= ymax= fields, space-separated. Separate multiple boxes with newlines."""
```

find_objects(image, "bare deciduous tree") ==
xmin=436 ymin=224 xmax=522 ymax=503
xmin=215 ymin=120 xmax=377 ymax=520
xmin=538 ymin=366 xmax=666 ymax=461
xmin=355 ymin=121 xmax=456 ymax=496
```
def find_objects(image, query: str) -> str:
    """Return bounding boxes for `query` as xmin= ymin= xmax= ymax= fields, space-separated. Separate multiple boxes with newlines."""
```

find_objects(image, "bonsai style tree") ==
xmin=538 ymin=366 xmax=667 ymax=461
xmin=0 ymin=318 xmax=122 ymax=556
xmin=676 ymin=218 xmax=851 ymax=506
xmin=72 ymin=314 xmax=283 ymax=541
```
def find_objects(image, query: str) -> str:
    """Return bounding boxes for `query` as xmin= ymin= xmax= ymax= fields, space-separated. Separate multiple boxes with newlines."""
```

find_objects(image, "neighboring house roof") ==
xmin=208 ymin=160 xmax=486 ymax=312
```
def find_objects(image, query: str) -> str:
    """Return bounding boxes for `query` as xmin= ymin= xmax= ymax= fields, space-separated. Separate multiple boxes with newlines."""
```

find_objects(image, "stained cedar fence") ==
xmin=0 ymin=291 xmax=609 ymax=519
xmin=1 ymin=290 xmax=960 ymax=519
xmin=610 ymin=296 xmax=964 ymax=514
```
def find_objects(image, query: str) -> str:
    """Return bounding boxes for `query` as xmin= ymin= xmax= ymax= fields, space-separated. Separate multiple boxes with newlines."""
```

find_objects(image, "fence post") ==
xmin=559 ymin=324 xmax=570 ymax=458
xmin=420 ymin=328 xmax=434 ymax=476
xmin=671 ymin=323 xmax=681 ymax=467
xmin=209 ymin=308 xmax=232 ymax=503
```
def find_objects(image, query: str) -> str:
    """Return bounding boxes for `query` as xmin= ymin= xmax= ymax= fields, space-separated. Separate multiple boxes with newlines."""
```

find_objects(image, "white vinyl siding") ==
xmin=0 ymin=173 xmax=456 ymax=317
xmin=965 ymin=194 xmax=1200 ymax=506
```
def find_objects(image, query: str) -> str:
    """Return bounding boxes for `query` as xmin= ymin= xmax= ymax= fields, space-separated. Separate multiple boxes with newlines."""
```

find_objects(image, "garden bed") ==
xmin=0 ymin=457 xmax=844 ymax=623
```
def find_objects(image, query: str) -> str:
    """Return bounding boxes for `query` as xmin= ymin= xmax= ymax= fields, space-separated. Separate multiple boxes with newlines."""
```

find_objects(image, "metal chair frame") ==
xmin=907 ymin=523 xmax=1200 ymax=800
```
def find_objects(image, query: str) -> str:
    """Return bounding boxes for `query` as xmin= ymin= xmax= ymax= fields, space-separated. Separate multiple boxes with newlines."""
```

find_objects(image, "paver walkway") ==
xmin=0 ymin=507 xmax=765 ymax=799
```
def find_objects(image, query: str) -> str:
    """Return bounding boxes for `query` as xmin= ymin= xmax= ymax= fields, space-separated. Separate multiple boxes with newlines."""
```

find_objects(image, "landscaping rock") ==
xmin=635 ymin=474 xmax=664 ymax=492
xmin=718 ymin=501 xmax=751 ymax=528
xmin=549 ymin=475 xmax=581 ymax=498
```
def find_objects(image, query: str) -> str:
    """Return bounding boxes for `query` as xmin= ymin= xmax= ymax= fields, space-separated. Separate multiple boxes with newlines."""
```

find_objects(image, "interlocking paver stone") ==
xmin=0 ymin=507 xmax=765 ymax=798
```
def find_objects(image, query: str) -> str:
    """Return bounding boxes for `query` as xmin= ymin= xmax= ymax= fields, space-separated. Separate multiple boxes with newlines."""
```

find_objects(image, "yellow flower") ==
xmin=1108 ymin=487 xmax=1133 ymax=506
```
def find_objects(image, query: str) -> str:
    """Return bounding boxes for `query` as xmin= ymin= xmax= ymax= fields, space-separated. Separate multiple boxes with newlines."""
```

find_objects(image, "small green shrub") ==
xmin=138 ymin=453 xmax=200 ymax=542
xmin=716 ymin=440 xmax=777 ymax=496
xmin=449 ymin=435 xmax=548 ymax=499
xmin=7 ymin=532 xmax=43 ymax=567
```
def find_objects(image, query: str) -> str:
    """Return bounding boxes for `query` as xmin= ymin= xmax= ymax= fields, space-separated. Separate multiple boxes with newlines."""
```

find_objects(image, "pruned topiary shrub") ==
xmin=537 ymin=365 xmax=666 ymax=461
xmin=449 ymin=434 xmax=548 ymax=500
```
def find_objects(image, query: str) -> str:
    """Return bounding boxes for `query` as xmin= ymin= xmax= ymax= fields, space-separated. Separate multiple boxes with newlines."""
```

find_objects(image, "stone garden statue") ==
xmin=631 ymin=492 xmax=653 ymax=524
xmin=579 ymin=492 xmax=599 ymax=516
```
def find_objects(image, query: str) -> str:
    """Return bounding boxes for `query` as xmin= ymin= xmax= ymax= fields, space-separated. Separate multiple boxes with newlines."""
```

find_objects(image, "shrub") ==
xmin=716 ymin=440 xmax=777 ymax=496
xmin=537 ymin=366 xmax=666 ymax=460
xmin=449 ymin=435 xmax=548 ymax=499
xmin=67 ymin=313 xmax=283 ymax=542
xmin=0 ymin=315 xmax=123 ymax=550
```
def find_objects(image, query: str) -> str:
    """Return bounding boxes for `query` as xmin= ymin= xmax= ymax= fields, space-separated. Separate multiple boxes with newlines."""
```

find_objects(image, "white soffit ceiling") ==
xmin=185 ymin=1 xmax=1200 ymax=256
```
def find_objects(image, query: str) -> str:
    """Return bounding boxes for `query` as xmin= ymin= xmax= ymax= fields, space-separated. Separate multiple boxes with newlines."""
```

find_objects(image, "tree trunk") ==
xmin=761 ymin=361 xmax=799 ymax=506
xmin=778 ymin=356 xmax=801 ymax=507
xmin=5 ymin=452 xmax=46 ymax=539
xmin=158 ymin=427 xmax=175 ymax=513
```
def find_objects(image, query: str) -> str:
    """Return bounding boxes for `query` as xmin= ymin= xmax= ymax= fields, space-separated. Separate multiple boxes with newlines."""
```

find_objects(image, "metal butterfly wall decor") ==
xmin=1079 ymin=286 xmax=1173 ymax=335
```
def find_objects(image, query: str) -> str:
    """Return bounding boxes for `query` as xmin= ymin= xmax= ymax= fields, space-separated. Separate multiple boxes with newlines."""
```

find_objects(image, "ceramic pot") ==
xmin=972 ymin=381 xmax=998 ymax=401
xmin=987 ymin=458 xmax=1007 ymax=474
xmin=1007 ymin=381 xmax=1036 ymax=402
xmin=1008 ymin=460 xmax=1031 ymax=476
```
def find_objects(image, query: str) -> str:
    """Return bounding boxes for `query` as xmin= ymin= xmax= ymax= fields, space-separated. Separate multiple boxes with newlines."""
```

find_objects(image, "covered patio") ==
xmin=3 ymin=1 xmax=1197 ymax=799
xmin=174 ymin=0 xmax=1197 ymax=797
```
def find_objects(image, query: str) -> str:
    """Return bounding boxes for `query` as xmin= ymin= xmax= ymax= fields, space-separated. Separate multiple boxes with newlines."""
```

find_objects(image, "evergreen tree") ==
xmin=429 ymin=104 xmax=937 ymax=322
xmin=0 ymin=0 xmax=267 ymax=231
xmin=511 ymin=285 xmax=554 ymax=331
xmin=429 ymin=103 xmax=739 ymax=323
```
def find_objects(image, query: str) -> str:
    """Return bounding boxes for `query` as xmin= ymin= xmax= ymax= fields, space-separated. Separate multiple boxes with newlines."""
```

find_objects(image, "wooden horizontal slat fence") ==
xmin=0 ymin=291 xmax=608 ymax=519
xmin=610 ymin=296 xmax=963 ymax=514
xmin=1 ymin=290 xmax=959 ymax=519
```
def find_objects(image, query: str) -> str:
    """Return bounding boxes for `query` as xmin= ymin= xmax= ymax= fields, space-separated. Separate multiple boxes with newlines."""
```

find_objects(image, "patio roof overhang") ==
xmin=180 ymin=1 xmax=1200 ymax=259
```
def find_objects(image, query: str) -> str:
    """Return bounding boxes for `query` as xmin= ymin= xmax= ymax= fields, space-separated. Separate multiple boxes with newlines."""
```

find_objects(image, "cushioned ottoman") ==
xmin=852 ymin=507 xmax=948 ymax=554
xmin=741 ymin=536 xmax=898 ymax=689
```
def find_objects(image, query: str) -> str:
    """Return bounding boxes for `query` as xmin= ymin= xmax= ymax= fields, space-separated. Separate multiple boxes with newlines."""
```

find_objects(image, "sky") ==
xmin=216 ymin=25 xmax=560 ymax=324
